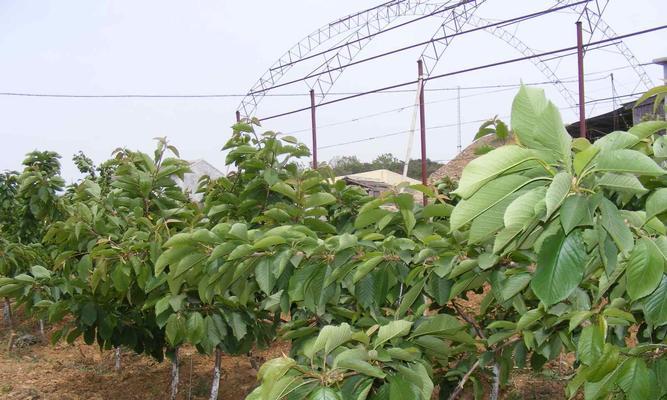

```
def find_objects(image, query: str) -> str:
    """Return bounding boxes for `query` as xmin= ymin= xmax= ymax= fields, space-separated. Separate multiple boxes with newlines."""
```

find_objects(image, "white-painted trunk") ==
xmin=114 ymin=347 xmax=122 ymax=372
xmin=39 ymin=319 xmax=45 ymax=338
xmin=170 ymin=347 xmax=180 ymax=400
xmin=3 ymin=297 xmax=12 ymax=330
xmin=209 ymin=347 xmax=222 ymax=400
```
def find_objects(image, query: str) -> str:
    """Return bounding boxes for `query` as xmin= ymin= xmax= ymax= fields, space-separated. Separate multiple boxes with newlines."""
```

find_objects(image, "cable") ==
xmin=0 ymin=63 xmax=643 ymax=100
xmin=258 ymin=24 xmax=667 ymax=122
xmin=249 ymin=0 xmax=591 ymax=96
xmin=317 ymin=91 xmax=643 ymax=151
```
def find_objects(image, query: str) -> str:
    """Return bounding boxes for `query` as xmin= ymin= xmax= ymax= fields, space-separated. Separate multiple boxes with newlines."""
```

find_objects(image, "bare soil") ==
xmin=1 ymin=305 xmax=572 ymax=400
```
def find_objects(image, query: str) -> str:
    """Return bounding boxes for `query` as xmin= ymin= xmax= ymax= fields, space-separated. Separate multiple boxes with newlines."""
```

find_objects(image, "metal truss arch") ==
xmin=239 ymin=0 xmax=654 ymax=117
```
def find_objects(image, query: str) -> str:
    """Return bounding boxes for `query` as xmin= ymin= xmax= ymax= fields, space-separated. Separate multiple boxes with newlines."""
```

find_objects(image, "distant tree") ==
xmin=328 ymin=153 xmax=443 ymax=181
xmin=370 ymin=153 xmax=402 ymax=171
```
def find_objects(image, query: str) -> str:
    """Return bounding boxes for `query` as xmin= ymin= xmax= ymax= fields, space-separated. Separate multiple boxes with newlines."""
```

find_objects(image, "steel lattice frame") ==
xmin=238 ymin=0 xmax=653 ymax=118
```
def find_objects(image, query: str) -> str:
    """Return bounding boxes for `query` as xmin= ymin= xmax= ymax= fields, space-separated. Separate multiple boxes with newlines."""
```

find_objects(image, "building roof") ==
xmin=174 ymin=159 xmax=224 ymax=200
xmin=338 ymin=169 xmax=421 ymax=186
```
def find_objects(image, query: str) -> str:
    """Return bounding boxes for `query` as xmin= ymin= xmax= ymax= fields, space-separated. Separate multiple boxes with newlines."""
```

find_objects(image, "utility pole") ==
xmin=576 ymin=21 xmax=587 ymax=138
xmin=457 ymin=86 xmax=462 ymax=153
xmin=418 ymin=59 xmax=427 ymax=206
xmin=310 ymin=89 xmax=318 ymax=169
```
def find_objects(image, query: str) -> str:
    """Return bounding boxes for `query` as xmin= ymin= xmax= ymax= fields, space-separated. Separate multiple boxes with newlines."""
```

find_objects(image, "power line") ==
xmin=317 ymin=91 xmax=642 ymax=150
xmin=259 ymin=24 xmax=667 ymax=122
xmin=0 ymin=63 xmax=644 ymax=100
xmin=248 ymin=0 xmax=591 ymax=96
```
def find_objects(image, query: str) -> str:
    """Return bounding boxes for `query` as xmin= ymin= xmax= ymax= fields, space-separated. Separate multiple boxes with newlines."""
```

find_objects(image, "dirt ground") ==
xmin=1 ymin=307 xmax=572 ymax=400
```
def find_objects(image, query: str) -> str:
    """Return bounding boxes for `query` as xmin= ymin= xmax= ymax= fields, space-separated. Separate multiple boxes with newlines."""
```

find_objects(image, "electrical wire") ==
xmin=316 ymin=91 xmax=643 ymax=150
xmin=258 ymin=24 xmax=667 ymax=122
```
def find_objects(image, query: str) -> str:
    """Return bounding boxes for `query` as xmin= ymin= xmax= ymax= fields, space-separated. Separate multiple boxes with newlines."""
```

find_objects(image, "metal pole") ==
xmin=611 ymin=73 xmax=618 ymax=131
xmin=235 ymin=110 xmax=241 ymax=123
xmin=457 ymin=86 xmax=462 ymax=153
xmin=418 ymin=59 xmax=427 ymax=206
xmin=576 ymin=21 xmax=586 ymax=138
xmin=310 ymin=89 xmax=318 ymax=169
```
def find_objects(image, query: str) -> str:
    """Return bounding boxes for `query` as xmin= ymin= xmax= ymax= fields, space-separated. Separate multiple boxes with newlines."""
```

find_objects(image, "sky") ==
xmin=1 ymin=0 xmax=666 ymax=182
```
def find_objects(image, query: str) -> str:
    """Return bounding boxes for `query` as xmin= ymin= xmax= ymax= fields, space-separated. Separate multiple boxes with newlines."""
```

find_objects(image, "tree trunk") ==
xmin=114 ymin=346 xmax=122 ymax=372
xmin=490 ymin=363 xmax=500 ymax=400
xmin=39 ymin=319 xmax=45 ymax=338
xmin=170 ymin=347 xmax=180 ymax=400
xmin=209 ymin=347 xmax=222 ymax=400
xmin=3 ymin=297 xmax=12 ymax=330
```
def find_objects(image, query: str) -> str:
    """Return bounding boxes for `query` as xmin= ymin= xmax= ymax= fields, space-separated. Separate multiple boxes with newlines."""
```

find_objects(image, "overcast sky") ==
xmin=1 ymin=0 xmax=666 ymax=181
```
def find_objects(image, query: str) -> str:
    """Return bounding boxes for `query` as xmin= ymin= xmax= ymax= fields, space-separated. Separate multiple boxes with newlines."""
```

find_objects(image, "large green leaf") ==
xmin=451 ymin=174 xmax=530 ymax=231
xmin=617 ymin=358 xmax=654 ymax=400
xmin=559 ymin=195 xmax=592 ymax=234
xmin=646 ymin=188 xmax=667 ymax=221
xmin=410 ymin=314 xmax=462 ymax=338
xmin=625 ymin=238 xmax=663 ymax=301
xmin=531 ymin=229 xmax=588 ymax=306
xmin=596 ymin=173 xmax=648 ymax=196
xmin=600 ymin=199 xmax=634 ymax=254
xmin=310 ymin=323 xmax=352 ymax=357
xmin=504 ymin=187 xmax=546 ymax=227
xmin=628 ymin=120 xmax=667 ymax=139
xmin=595 ymin=149 xmax=665 ymax=176
xmin=545 ymin=172 xmax=572 ymax=219
xmin=304 ymin=193 xmax=336 ymax=209
xmin=374 ymin=320 xmax=412 ymax=348
xmin=511 ymin=85 xmax=571 ymax=170
xmin=644 ymin=275 xmax=667 ymax=326
xmin=593 ymin=131 xmax=640 ymax=151
xmin=308 ymin=387 xmax=343 ymax=400
xmin=453 ymin=145 xmax=536 ymax=199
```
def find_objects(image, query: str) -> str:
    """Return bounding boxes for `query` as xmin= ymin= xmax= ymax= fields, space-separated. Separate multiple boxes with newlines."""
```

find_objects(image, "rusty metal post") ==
xmin=235 ymin=110 xmax=241 ymax=123
xmin=418 ymin=59 xmax=427 ymax=206
xmin=576 ymin=21 xmax=586 ymax=138
xmin=310 ymin=89 xmax=318 ymax=169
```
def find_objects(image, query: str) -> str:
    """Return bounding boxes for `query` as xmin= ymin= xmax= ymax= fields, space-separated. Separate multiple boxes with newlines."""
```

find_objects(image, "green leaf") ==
xmin=600 ymin=199 xmax=634 ymax=254
xmin=504 ymin=187 xmax=546 ymax=227
xmin=387 ymin=375 xmax=421 ymax=400
xmin=304 ymin=193 xmax=336 ymax=209
xmin=453 ymin=145 xmax=537 ymax=199
xmin=573 ymin=145 xmax=599 ymax=176
xmin=410 ymin=314 xmax=461 ymax=338
xmin=375 ymin=320 xmax=413 ymax=348
xmin=270 ymin=181 xmax=297 ymax=201
xmin=255 ymin=258 xmax=276 ymax=295
xmin=577 ymin=321 xmax=604 ymax=366
xmin=396 ymin=279 xmax=425 ymax=317
xmin=422 ymin=203 xmax=453 ymax=218
xmin=257 ymin=356 xmax=296 ymax=383
xmin=352 ymin=256 xmax=384 ymax=284
xmin=253 ymin=235 xmax=287 ymax=249
xmin=617 ymin=358 xmax=652 ymax=400
xmin=166 ymin=314 xmax=185 ymax=346
xmin=336 ymin=358 xmax=386 ymax=379
xmin=310 ymin=323 xmax=352 ymax=358
xmin=597 ymin=173 xmax=648 ymax=196
xmin=560 ymin=195 xmax=592 ymax=234
xmin=80 ymin=303 xmax=97 ymax=326
xmin=229 ymin=313 xmax=247 ymax=341
xmin=186 ymin=312 xmax=205 ymax=344
xmin=30 ymin=265 xmax=51 ymax=279
xmin=354 ymin=209 xmax=390 ymax=229
xmin=451 ymin=174 xmax=530 ymax=231
xmin=511 ymin=85 xmax=571 ymax=169
xmin=595 ymin=149 xmax=665 ymax=176
xmin=593 ymin=131 xmax=640 ymax=151
xmin=308 ymin=387 xmax=342 ymax=400
xmin=646 ymin=188 xmax=667 ymax=221
xmin=516 ymin=308 xmax=544 ymax=331
xmin=531 ymin=229 xmax=588 ymax=306
xmin=625 ymin=238 xmax=663 ymax=301
xmin=228 ymin=244 xmax=254 ymax=260
xmin=628 ymin=120 xmax=667 ymax=139
xmin=644 ymin=275 xmax=667 ymax=326
xmin=500 ymin=273 xmax=532 ymax=301
xmin=545 ymin=172 xmax=572 ymax=219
